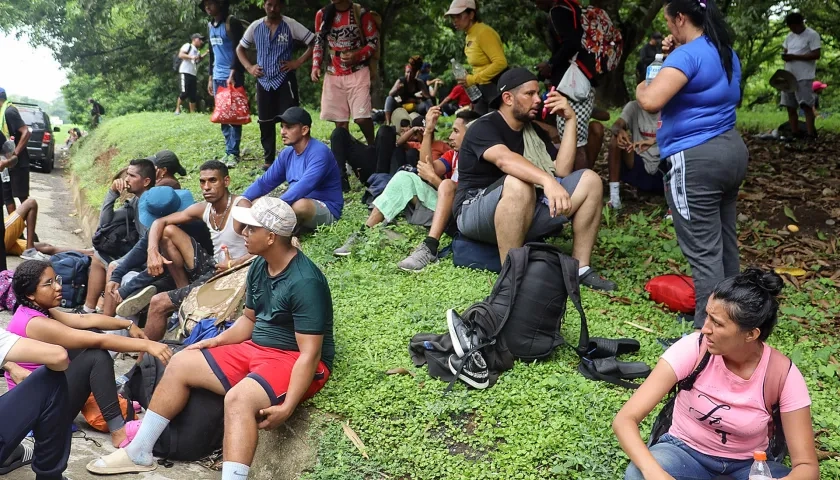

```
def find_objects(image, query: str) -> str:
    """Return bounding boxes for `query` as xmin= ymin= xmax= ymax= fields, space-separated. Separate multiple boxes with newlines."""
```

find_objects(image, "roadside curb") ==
xmin=68 ymin=170 xmax=99 ymax=245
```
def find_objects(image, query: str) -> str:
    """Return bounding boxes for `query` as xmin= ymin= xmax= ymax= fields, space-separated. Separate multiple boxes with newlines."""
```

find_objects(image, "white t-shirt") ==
xmin=783 ymin=27 xmax=821 ymax=80
xmin=0 ymin=330 xmax=21 ymax=367
xmin=179 ymin=43 xmax=200 ymax=76
xmin=619 ymin=100 xmax=660 ymax=174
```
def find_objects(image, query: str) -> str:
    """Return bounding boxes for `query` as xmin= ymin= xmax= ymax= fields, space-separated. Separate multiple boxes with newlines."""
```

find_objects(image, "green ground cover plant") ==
xmin=70 ymin=112 xmax=840 ymax=479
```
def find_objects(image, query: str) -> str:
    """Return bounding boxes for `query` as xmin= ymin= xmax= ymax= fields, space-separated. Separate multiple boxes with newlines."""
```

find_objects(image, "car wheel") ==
xmin=42 ymin=157 xmax=54 ymax=174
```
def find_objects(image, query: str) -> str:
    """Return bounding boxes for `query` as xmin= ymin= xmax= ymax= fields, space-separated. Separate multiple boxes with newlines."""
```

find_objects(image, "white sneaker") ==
xmin=20 ymin=248 xmax=51 ymax=261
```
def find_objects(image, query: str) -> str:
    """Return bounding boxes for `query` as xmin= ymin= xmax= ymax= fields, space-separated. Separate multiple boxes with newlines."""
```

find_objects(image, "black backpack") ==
xmin=172 ymin=52 xmax=183 ymax=72
xmin=50 ymin=252 xmax=91 ymax=308
xmin=92 ymin=202 xmax=139 ymax=259
xmin=122 ymin=345 xmax=225 ymax=461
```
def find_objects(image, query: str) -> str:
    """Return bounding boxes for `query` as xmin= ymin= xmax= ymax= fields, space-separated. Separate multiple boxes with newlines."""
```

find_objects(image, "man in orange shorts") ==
xmin=88 ymin=197 xmax=335 ymax=479
xmin=3 ymin=198 xmax=92 ymax=260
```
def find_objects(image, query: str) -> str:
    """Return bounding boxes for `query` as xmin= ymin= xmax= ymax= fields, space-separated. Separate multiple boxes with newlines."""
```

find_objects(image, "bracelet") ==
xmin=125 ymin=319 xmax=134 ymax=331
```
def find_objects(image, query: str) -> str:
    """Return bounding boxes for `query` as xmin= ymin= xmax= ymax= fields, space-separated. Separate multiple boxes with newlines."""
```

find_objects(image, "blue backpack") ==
xmin=50 ymin=252 xmax=91 ymax=308
xmin=182 ymin=318 xmax=232 ymax=346
xmin=450 ymin=234 xmax=502 ymax=273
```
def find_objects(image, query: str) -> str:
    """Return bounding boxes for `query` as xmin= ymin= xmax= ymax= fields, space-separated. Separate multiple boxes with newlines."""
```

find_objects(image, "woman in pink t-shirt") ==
xmin=614 ymin=268 xmax=819 ymax=480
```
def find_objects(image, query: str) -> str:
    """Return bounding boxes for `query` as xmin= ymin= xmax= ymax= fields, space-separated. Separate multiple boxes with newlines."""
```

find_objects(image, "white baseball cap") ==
xmin=446 ymin=0 xmax=476 ymax=16
xmin=232 ymin=197 xmax=296 ymax=237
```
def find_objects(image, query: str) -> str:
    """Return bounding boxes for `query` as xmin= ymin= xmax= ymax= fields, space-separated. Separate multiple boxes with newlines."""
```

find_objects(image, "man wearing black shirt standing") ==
xmin=0 ymin=89 xmax=32 ymax=217
xmin=636 ymin=32 xmax=662 ymax=81
xmin=453 ymin=68 xmax=615 ymax=291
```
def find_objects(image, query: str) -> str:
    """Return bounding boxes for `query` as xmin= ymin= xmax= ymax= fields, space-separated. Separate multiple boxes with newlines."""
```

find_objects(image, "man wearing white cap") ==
xmin=88 ymin=196 xmax=335 ymax=480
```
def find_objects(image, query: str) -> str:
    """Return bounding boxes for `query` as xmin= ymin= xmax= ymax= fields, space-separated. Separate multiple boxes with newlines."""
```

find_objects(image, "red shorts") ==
xmin=202 ymin=340 xmax=330 ymax=405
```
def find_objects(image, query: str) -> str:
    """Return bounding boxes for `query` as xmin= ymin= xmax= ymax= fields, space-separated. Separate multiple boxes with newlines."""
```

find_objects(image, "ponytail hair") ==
xmin=665 ymin=0 xmax=734 ymax=82
xmin=11 ymin=260 xmax=52 ymax=316
xmin=318 ymin=4 xmax=338 ymax=43
xmin=711 ymin=268 xmax=783 ymax=341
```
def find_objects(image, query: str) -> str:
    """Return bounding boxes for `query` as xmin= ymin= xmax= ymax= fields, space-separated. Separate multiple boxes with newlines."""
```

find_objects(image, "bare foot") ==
xmin=111 ymin=427 xmax=127 ymax=448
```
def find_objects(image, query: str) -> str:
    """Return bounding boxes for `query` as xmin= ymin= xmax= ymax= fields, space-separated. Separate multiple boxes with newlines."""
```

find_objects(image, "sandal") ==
xmin=0 ymin=442 xmax=33 ymax=474
xmin=586 ymin=337 xmax=640 ymax=359
xmin=579 ymin=357 xmax=651 ymax=389
xmin=118 ymin=420 xmax=141 ymax=448
xmin=86 ymin=448 xmax=156 ymax=475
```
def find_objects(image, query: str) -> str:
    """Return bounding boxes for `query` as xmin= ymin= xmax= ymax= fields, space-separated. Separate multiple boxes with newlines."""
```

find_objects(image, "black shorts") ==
xmin=2 ymin=167 xmax=30 ymax=206
xmin=167 ymin=238 xmax=215 ymax=307
xmin=179 ymin=73 xmax=198 ymax=103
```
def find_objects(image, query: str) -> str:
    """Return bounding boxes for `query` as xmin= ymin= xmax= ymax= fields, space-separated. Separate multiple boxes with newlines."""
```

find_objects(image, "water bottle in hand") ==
xmin=450 ymin=58 xmax=482 ymax=102
xmin=646 ymin=54 xmax=664 ymax=85
xmin=748 ymin=451 xmax=773 ymax=480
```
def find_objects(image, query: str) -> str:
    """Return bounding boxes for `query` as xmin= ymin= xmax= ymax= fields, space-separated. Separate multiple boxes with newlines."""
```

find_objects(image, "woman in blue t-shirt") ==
xmin=635 ymin=0 xmax=748 ymax=330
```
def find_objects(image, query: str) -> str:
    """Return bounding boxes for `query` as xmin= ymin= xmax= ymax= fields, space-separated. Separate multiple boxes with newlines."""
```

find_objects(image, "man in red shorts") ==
xmin=87 ymin=196 xmax=335 ymax=479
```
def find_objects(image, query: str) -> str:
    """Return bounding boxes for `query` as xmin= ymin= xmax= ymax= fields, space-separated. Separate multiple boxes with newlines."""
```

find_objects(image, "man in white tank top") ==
xmin=115 ymin=160 xmax=251 ymax=341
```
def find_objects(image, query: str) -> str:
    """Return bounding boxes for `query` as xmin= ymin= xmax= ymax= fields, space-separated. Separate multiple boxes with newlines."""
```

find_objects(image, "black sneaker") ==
xmin=579 ymin=268 xmax=617 ymax=291
xmin=448 ymin=351 xmax=489 ymax=389
xmin=447 ymin=309 xmax=479 ymax=358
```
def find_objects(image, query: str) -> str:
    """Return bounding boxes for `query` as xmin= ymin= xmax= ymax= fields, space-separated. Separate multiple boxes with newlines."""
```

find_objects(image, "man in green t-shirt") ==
xmin=88 ymin=197 xmax=334 ymax=479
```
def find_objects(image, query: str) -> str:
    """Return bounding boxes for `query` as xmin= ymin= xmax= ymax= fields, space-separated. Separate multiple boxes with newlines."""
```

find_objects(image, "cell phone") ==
xmin=542 ymin=86 xmax=556 ymax=119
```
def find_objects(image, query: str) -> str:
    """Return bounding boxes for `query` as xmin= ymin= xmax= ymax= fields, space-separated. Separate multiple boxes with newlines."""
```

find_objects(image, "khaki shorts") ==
xmin=320 ymin=68 xmax=372 ymax=122
xmin=4 ymin=213 xmax=27 ymax=256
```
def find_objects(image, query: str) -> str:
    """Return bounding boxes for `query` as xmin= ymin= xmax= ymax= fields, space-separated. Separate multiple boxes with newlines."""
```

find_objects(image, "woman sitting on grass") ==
xmin=613 ymin=268 xmax=819 ymax=480
xmin=3 ymin=260 xmax=173 ymax=448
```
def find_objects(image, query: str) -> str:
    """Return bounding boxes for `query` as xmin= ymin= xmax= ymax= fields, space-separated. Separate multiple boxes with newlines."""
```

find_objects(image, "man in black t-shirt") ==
xmin=454 ymin=68 xmax=615 ymax=291
xmin=0 ymin=88 xmax=32 ymax=215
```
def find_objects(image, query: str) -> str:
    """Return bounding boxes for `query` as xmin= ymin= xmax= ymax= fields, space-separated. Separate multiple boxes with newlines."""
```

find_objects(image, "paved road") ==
xmin=0 ymin=164 xmax=213 ymax=479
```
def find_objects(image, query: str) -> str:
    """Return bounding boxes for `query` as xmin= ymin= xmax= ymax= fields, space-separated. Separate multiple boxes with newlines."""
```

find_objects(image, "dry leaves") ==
xmin=342 ymin=422 xmax=369 ymax=459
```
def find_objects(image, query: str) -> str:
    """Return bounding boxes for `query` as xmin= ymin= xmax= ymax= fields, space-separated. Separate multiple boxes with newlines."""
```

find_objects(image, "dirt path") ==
xmin=0 ymin=165 xmax=215 ymax=479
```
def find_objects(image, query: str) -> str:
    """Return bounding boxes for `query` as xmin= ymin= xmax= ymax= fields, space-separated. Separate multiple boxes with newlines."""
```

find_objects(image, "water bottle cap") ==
xmin=655 ymin=54 xmax=664 ymax=61
xmin=753 ymin=451 xmax=767 ymax=461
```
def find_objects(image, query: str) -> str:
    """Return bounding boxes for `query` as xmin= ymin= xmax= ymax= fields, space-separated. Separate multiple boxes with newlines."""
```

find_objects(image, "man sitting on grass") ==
xmin=453 ymin=68 xmax=615 ymax=291
xmin=606 ymin=100 xmax=663 ymax=210
xmin=117 ymin=160 xmax=251 ymax=341
xmin=334 ymin=107 xmax=480 ymax=272
xmin=88 ymin=197 xmax=335 ymax=479
xmin=242 ymin=107 xmax=344 ymax=232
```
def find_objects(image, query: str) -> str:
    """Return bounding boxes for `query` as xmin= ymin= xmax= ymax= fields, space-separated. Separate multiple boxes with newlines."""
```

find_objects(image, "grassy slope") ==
xmin=70 ymin=112 xmax=840 ymax=479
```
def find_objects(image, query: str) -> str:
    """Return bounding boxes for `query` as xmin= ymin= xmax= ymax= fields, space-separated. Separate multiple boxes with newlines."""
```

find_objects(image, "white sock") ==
xmin=609 ymin=182 xmax=621 ymax=206
xmin=222 ymin=461 xmax=251 ymax=480
xmin=578 ymin=266 xmax=591 ymax=277
xmin=83 ymin=304 xmax=95 ymax=313
xmin=124 ymin=410 xmax=169 ymax=466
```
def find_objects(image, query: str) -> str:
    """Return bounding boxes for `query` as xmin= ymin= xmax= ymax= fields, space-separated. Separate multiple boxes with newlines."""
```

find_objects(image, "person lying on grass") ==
xmin=3 ymin=260 xmax=172 ymax=449
xmin=334 ymin=107 xmax=481 ymax=271
xmin=613 ymin=269 xmax=819 ymax=480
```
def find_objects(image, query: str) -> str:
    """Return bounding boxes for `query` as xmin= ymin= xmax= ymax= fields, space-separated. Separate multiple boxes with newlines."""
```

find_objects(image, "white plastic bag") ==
xmin=557 ymin=56 xmax=591 ymax=102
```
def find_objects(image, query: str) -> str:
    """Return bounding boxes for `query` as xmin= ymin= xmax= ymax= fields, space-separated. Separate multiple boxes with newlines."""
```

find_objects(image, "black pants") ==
xmin=0 ymin=367 xmax=71 ymax=480
xmin=257 ymin=73 xmax=299 ymax=165
xmin=65 ymin=348 xmax=125 ymax=432
xmin=329 ymin=127 xmax=377 ymax=184
xmin=0 ymin=181 xmax=6 ymax=271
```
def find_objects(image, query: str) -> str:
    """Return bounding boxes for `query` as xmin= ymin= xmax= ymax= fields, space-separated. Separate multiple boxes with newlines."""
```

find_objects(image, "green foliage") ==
xmin=70 ymin=112 xmax=840 ymax=479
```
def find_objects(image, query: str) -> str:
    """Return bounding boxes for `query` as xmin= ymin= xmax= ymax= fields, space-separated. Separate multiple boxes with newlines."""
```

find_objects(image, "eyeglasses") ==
xmin=41 ymin=275 xmax=63 ymax=288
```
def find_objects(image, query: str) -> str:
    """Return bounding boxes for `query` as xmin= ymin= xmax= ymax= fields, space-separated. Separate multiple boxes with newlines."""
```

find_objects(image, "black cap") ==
xmin=410 ymin=115 xmax=425 ymax=128
xmin=489 ymin=68 xmax=539 ymax=109
xmin=277 ymin=107 xmax=312 ymax=127
xmin=191 ymin=33 xmax=205 ymax=40
xmin=147 ymin=150 xmax=187 ymax=176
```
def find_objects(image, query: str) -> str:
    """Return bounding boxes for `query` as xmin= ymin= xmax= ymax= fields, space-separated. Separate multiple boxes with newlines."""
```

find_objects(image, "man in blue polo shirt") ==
xmin=242 ymin=107 xmax=343 ymax=231
xmin=236 ymin=0 xmax=315 ymax=170
xmin=204 ymin=0 xmax=246 ymax=167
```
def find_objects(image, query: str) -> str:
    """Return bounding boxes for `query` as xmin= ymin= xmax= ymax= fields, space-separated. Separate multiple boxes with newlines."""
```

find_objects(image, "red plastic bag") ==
xmin=211 ymin=85 xmax=251 ymax=125
xmin=645 ymin=274 xmax=695 ymax=314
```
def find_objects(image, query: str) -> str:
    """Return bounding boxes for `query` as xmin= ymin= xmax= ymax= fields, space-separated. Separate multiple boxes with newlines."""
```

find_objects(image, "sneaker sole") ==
xmin=333 ymin=250 xmax=352 ymax=257
xmin=115 ymin=286 xmax=157 ymax=318
xmin=447 ymin=309 xmax=466 ymax=358
xmin=447 ymin=355 xmax=489 ymax=389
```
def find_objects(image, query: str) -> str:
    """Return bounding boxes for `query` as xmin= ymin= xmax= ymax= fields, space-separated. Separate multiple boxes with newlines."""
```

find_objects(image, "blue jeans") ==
xmin=624 ymin=434 xmax=791 ymax=480
xmin=213 ymin=79 xmax=243 ymax=156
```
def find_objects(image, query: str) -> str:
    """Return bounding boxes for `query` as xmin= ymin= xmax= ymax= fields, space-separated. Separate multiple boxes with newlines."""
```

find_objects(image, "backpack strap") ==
xmin=486 ymin=245 xmax=529 ymax=339
xmin=678 ymin=334 xmax=711 ymax=392
xmin=763 ymin=346 xmax=792 ymax=414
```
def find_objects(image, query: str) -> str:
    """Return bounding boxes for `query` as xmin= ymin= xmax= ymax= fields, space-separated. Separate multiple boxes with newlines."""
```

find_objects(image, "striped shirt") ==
xmin=241 ymin=16 xmax=314 ymax=91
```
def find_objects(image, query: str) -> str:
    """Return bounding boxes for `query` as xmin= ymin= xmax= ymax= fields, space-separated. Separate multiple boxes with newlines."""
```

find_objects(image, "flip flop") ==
xmin=586 ymin=337 xmax=640 ymax=359
xmin=0 ymin=442 xmax=33 ymax=474
xmin=582 ymin=357 xmax=651 ymax=380
xmin=86 ymin=448 xmax=156 ymax=475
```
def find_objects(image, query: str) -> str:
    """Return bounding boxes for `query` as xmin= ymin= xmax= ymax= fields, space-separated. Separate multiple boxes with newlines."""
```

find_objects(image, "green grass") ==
xmin=70 ymin=112 xmax=840 ymax=479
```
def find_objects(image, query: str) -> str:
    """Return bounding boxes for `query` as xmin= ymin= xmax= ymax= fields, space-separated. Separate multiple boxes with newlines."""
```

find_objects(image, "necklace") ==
xmin=210 ymin=194 xmax=233 ymax=231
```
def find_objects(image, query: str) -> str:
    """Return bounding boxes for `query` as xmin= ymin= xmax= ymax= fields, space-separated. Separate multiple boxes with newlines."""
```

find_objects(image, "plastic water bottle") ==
xmin=450 ymin=58 xmax=482 ymax=101
xmin=748 ymin=451 xmax=773 ymax=480
xmin=646 ymin=53 xmax=664 ymax=85
xmin=0 ymin=169 xmax=9 ymax=183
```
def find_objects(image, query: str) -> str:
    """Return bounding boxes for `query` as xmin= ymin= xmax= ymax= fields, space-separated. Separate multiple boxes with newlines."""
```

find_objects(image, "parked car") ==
xmin=16 ymin=103 xmax=58 ymax=173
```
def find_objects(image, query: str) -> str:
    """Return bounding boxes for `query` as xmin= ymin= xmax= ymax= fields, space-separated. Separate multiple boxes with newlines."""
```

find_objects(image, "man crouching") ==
xmin=87 ymin=197 xmax=335 ymax=478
